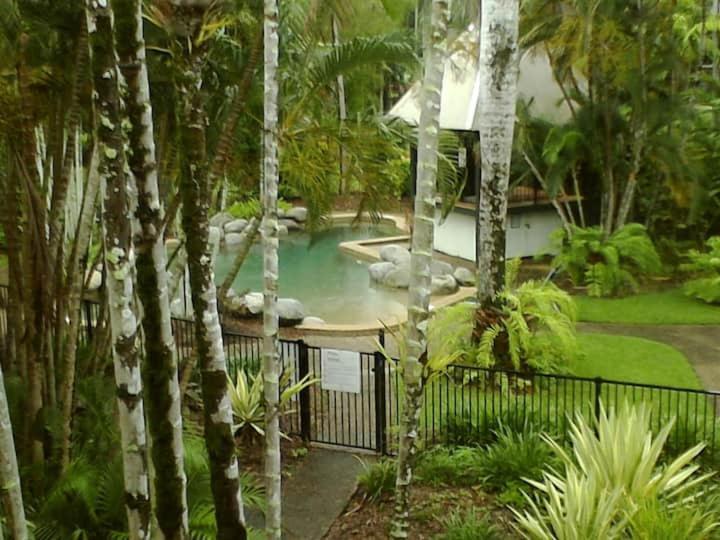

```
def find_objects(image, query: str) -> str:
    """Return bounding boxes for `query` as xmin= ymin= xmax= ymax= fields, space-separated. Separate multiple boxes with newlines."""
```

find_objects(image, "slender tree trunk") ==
xmin=473 ymin=0 xmax=520 ymax=320
xmin=263 ymin=1 xmax=282 ymax=537
xmin=218 ymin=217 xmax=260 ymax=303
xmin=112 ymin=2 xmax=191 ymax=537
xmin=332 ymin=16 xmax=349 ymax=194
xmin=390 ymin=2 xmax=448 ymax=538
xmin=59 ymin=147 xmax=101 ymax=471
xmin=571 ymin=167 xmax=586 ymax=227
xmin=522 ymin=152 xmax=572 ymax=236
xmin=177 ymin=39 xmax=248 ymax=540
xmin=0 ymin=362 xmax=27 ymax=540
xmin=86 ymin=3 xmax=151 ymax=537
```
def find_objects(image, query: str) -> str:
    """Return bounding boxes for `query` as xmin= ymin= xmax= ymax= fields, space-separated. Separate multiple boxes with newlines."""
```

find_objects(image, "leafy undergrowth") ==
xmin=576 ymin=287 xmax=720 ymax=324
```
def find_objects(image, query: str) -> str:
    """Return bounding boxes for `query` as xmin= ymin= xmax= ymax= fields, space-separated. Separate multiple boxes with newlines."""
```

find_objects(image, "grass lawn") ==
xmin=574 ymin=333 xmax=702 ymax=389
xmin=576 ymin=287 xmax=720 ymax=325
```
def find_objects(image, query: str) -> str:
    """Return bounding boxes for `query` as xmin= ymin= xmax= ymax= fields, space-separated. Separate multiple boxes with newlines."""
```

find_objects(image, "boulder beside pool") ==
xmin=379 ymin=244 xmax=411 ymax=266
xmin=224 ymin=218 xmax=248 ymax=233
xmin=278 ymin=298 xmax=306 ymax=326
xmin=431 ymin=274 xmax=459 ymax=295
xmin=368 ymin=261 xmax=396 ymax=282
xmin=287 ymin=207 xmax=308 ymax=222
xmin=453 ymin=266 xmax=476 ymax=286
xmin=224 ymin=292 xmax=308 ymax=327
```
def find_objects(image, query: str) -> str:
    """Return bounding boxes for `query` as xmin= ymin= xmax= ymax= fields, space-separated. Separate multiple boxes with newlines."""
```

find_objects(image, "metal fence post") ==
xmin=374 ymin=351 xmax=387 ymax=454
xmin=298 ymin=340 xmax=312 ymax=443
xmin=594 ymin=377 xmax=603 ymax=421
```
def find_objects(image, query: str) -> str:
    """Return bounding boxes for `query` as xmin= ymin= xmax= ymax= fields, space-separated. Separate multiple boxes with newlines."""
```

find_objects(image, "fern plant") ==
xmin=550 ymin=223 xmax=662 ymax=297
xmin=681 ymin=236 xmax=720 ymax=304
xmin=430 ymin=261 xmax=578 ymax=373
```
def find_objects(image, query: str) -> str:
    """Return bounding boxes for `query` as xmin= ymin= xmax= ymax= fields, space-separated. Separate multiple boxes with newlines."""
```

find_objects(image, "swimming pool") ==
xmin=213 ymin=223 xmax=408 ymax=324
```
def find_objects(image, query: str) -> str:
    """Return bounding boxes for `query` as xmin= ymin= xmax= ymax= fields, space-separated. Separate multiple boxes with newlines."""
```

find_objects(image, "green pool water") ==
xmin=214 ymin=223 xmax=408 ymax=324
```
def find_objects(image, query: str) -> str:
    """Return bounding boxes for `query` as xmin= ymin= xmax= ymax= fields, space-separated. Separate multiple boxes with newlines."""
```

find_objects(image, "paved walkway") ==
xmin=579 ymin=323 xmax=720 ymax=392
xmin=247 ymin=447 xmax=368 ymax=539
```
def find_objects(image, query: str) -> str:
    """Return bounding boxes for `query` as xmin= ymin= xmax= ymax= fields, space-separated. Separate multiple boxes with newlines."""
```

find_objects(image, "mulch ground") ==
xmin=324 ymin=485 xmax=518 ymax=539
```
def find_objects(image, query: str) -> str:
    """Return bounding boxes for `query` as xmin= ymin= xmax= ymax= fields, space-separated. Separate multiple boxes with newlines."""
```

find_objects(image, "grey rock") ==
xmin=368 ymin=261 xmax=396 ymax=282
xmin=245 ymin=292 xmax=264 ymax=314
xmin=210 ymin=212 xmax=233 ymax=229
xmin=279 ymin=218 xmax=302 ymax=230
xmin=278 ymin=207 xmax=287 ymax=219
xmin=379 ymin=244 xmax=411 ymax=266
xmin=278 ymin=225 xmax=289 ymax=236
xmin=287 ymin=207 xmax=308 ymax=222
xmin=453 ymin=266 xmax=476 ymax=286
xmin=431 ymin=275 xmax=458 ymax=295
xmin=278 ymin=298 xmax=306 ymax=326
xmin=302 ymin=316 xmax=326 ymax=326
xmin=225 ymin=232 xmax=245 ymax=246
xmin=384 ymin=266 xmax=411 ymax=288
xmin=208 ymin=226 xmax=222 ymax=248
xmin=431 ymin=260 xmax=454 ymax=277
xmin=224 ymin=219 xmax=248 ymax=233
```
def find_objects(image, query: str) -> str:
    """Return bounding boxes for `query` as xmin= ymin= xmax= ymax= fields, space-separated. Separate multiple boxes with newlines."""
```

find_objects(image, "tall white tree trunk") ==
xmin=112 ymin=1 xmax=189 ymax=537
xmin=390 ymin=2 xmax=448 ymax=538
xmin=474 ymin=0 xmax=520 ymax=315
xmin=86 ymin=2 xmax=151 ymax=537
xmin=0 ymin=362 xmax=27 ymax=540
xmin=262 ymin=0 xmax=282 ymax=537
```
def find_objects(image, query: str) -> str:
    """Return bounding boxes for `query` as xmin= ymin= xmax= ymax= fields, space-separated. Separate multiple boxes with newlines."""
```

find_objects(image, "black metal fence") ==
xmin=1 ymin=284 xmax=719 ymax=465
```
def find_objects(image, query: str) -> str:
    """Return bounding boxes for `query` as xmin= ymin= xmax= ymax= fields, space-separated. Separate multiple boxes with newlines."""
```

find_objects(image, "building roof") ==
xmin=387 ymin=31 xmax=572 ymax=131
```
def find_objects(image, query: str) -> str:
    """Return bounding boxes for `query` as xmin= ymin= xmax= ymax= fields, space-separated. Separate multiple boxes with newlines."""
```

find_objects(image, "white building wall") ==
xmin=434 ymin=207 xmax=561 ymax=261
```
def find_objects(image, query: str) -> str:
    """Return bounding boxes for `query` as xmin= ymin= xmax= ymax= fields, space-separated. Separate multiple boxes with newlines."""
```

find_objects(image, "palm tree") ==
xmin=473 ymin=0 xmax=521 ymax=336
xmin=390 ymin=1 xmax=449 ymax=538
xmin=0 ymin=361 xmax=27 ymax=540
xmin=262 ymin=0 xmax=282 ymax=537
xmin=111 ymin=0 xmax=191 ymax=537
xmin=86 ymin=1 xmax=151 ymax=537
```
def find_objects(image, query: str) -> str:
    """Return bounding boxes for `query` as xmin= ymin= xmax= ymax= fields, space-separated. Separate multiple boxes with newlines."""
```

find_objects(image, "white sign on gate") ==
xmin=321 ymin=348 xmax=361 ymax=394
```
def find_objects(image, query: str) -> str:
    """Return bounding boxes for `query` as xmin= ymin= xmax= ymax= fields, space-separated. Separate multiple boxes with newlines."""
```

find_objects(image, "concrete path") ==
xmin=580 ymin=323 xmax=720 ymax=392
xmin=247 ymin=447 xmax=367 ymax=539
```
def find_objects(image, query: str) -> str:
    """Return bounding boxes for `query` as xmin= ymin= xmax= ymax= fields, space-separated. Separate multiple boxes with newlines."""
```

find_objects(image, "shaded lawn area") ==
xmin=574 ymin=333 xmax=702 ymax=389
xmin=576 ymin=287 xmax=720 ymax=325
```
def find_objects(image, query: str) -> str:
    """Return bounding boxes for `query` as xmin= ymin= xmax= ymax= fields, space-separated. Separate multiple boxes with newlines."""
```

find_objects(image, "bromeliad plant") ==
xmin=682 ymin=237 xmax=720 ymax=304
xmin=550 ymin=223 xmax=662 ymax=297
xmin=512 ymin=402 xmax=718 ymax=539
xmin=227 ymin=368 xmax=317 ymax=443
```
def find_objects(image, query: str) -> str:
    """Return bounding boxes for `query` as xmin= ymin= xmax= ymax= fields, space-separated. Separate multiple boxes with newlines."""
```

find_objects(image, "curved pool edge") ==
xmin=296 ymin=286 xmax=476 ymax=336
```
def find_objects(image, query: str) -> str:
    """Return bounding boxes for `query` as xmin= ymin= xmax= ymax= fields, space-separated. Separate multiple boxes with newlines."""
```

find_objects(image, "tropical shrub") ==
xmin=430 ymin=260 xmax=578 ymax=373
xmin=227 ymin=197 xmax=292 ymax=220
xmin=479 ymin=425 xmax=556 ymax=508
xmin=512 ymin=402 xmax=717 ymax=539
xmin=356 ymin=457 xmax=396 ymax=502
xmin=437 ymin=509 xmax=503 ymax=540
xmin=227 ymin=368 xmax=317 ymax=443
xmin=550 ymin=223 xmax=662 ymax=297
xmin=682 ymin=236 xmax=720 ymax=304
xmin=415 ymin=446 xmax=485 ymax=487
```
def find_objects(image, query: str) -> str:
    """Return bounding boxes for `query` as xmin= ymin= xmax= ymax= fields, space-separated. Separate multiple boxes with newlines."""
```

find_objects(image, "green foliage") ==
xmin=415 ymin=447 xmax=485 ymax=487
xmin=479 ymin=426 xmax=556 ymax=507
xmin=29 ymin=432 xmax=264 ymax=540
xmin=682 ymin=237 xmax=720 ymax=304
xmin=431 ymin=261 xmax=578 ymax=372
xmin=226 ymin=198 xmax=292 ymax=220
xmin=227 ymin=368 xmax=317 ymax=442
xmin=356 ymin=457 xmax=396 ymax=502
xmin=512 ymin=402 xmax=717 ymax=539
xmin=436 ymin=509 xmax=502 ymax=540
xmin=551 ymin=224 xmax=662 ymax=297
xmin=628 ymin=495 xmax=720 ymax=540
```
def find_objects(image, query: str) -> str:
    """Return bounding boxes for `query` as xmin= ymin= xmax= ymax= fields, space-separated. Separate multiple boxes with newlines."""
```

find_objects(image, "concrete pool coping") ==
xmin=296 ymin=212 xmax=476 ymax=336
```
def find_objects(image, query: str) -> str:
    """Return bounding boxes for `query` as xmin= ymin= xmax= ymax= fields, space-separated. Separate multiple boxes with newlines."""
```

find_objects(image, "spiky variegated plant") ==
xmin=513 ymin=402 xmax=716 ymax=539
xmin=227 ymin=370 xmax=317 ymax=443
xmin=682 ymin=237 xmax=720 ymax=304
xmin=550 ymin=223 xmax=662 ymax=297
